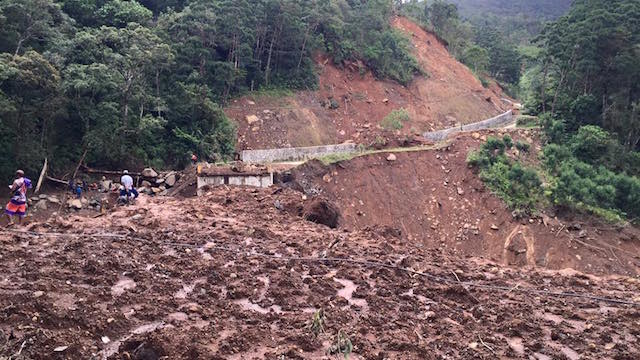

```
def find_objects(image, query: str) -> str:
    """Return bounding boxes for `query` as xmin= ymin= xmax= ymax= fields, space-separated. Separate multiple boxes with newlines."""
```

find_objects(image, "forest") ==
xmin=1 ymin=0 xmax=639 ymax=221
xmin=0 ymin=0 xmax=421 ymax=180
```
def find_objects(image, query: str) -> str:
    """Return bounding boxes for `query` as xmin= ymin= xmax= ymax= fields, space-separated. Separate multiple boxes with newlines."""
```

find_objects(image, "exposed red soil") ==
xmin=226 ymin=16 xmax=509 ymax=151
xmin=289 ymin=128 xmax=640 ymax=278
xmin=1 ymin=187 xmax=639 ymax=359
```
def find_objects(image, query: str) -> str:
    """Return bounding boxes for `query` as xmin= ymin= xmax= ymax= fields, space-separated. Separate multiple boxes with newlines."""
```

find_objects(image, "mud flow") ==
xmin=1 ymin=183 xmax=638 ymax=359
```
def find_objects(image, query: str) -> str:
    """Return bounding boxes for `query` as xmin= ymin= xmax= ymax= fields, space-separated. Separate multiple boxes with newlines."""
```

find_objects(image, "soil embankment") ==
xmin=226 ymin=17 xmax=508 ymax=151
xmin=288 ymin=128 xmax=640 ymax=277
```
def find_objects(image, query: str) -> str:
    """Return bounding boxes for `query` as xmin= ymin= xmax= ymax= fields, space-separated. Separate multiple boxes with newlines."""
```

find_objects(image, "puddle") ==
xmin=234 ymin=298 xmax=282 ymax=314
xmin=166 ymin=312 xmax=189 ymax=322
xmin=111 ymin=277 xmax=136 ymax=297
xmin=401 ymin=288 xmax=429 ymax=303
xmin=197 ymin=242 xmax=216 ymax=261
xmin=174 ymin=278 xmax=206 ymax=299
xmin=257 ymin=276 xmax=270 ymax=301
xmin=507 ymin=337 xmax=525 ymax=356
xmin=52 ymin=293 xmax=77 ymax=311
xmin=132 ymin=321 xmax=164 ymax=335
xmin=334 ymin=278 xmax=369 ymax=311
xmin=541 ymin=312 xmax=563 ymax=325
xmin=560 ymin=346 xmax=580 ymax=360
xmin=533 ymin=353 xmax=552 ymax=360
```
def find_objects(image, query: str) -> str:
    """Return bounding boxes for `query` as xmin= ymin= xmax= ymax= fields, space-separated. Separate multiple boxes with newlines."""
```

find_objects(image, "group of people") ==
xmin=4 ymin=168 xmax=142 ymax=227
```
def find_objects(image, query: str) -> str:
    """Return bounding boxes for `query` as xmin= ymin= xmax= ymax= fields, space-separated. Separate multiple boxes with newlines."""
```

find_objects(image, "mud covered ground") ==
xmin=1 ymin=187 xmax=639 ymax=359
xmin=289 ymin=129 xmax=640 ymax=278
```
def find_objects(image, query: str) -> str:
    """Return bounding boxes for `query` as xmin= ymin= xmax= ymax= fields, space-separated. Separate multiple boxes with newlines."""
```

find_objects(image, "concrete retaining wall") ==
xmin=423 ymin=110 xmax=513 ymax=142
xmin=197 ymin=173 xmax=274 ymax=195
xmin=241 ymin=143 xmax=357 ymax=164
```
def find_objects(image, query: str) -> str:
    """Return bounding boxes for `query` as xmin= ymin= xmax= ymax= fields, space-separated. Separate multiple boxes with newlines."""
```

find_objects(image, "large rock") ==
xmin=141 ymin=180 xmax=152 ymax=188
xmin=48 ymin=196 xmax=61 ymax=204
xmin=142 ymin=168 xmax=158 ymax=178
xmin=33 ymin=200 xmax=48 ymax=211
xmin=165 ymin=173 xmax=177 ymax=187
xmin=100 ymin=180 xmax=112 ymax=192
xmin=246 ymin=115 xmax=260 ymax=124
xmin=68 ymin=199 xmax=83 ymax=210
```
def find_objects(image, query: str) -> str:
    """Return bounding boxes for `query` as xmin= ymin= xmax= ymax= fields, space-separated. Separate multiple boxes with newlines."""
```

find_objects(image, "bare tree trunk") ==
xmin=541 ymin=59 xmax=549 ymax=113
xmin=35 ymin=157 xmax=47 ymax=194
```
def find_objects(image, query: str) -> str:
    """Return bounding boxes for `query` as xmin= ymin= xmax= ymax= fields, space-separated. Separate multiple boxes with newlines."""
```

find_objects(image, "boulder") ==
xmin=142 ymin=168 xmax=158 ymax=178
xmin=246 ymin=115 xmax=260 ymax=124
xmin=68 ymin=199 xmax=83 ymax=210
xmin=165 ymin=173 xmax=177 ymax=187
xmin=48 ymin=196 xmax=61 ymax=204
xmin=386 ymin=154 xmax=397 ymax=162
xmin=151 ymin=187 xmax=162 ymax=194
xmin=100 ymin=180 xmax=113 ymax=192
xmin=33 ymin=200 xmax=48 ymax=211
xmin=155 ymin=178 xmax=165 ymax=185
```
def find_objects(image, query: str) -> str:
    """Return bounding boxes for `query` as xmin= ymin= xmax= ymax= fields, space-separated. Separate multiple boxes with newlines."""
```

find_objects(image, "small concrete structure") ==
xmin=196 ymin=165 xmax=273 ymax=195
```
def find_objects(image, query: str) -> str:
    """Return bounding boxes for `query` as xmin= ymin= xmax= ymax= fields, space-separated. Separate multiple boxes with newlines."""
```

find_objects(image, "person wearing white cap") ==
xmin=120 ymin=170 xmax=138 ymax=201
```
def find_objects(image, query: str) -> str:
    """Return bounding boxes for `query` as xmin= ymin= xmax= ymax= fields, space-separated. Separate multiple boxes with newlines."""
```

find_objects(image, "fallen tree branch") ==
xmin=81 ymin=165 xmax=142 ymax=177
xmin=45 ymin=176 xmax=69 ymax=186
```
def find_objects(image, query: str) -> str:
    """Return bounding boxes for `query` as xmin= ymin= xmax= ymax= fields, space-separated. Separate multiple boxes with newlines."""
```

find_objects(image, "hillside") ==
xmin=450 ymin=0 xmax=572 ymax=20
xmin=227 ymin=17 xmax=508 ymax=151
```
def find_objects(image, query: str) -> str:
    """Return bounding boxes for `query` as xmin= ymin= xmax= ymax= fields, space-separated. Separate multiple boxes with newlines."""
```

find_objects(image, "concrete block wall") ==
xmin=423 ymin=110 xmax=513 ymax=142
xmin=241 ymin=143 xmax=357 ymax=164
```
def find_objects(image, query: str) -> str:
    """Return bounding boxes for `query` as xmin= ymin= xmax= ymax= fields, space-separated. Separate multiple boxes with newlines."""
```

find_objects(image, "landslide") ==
xmin=227 ymin=16 xmax=508 ymax=151
xmin=1 ymin=187 xmax=639 ymax=359
xmin=288 ymin=128 xmax=640 ymax=277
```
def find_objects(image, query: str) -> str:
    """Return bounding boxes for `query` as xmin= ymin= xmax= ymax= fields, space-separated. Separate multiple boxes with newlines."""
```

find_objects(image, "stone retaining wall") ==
xmin=423 ymin=110 xmax=514 ymax=142
xmin=241 ymin=143 xmax=357 ymax=164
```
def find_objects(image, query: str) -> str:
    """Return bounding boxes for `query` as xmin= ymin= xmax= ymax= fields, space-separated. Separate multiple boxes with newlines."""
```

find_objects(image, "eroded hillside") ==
xmin=227 ymin=17 xmax=508 ymax=151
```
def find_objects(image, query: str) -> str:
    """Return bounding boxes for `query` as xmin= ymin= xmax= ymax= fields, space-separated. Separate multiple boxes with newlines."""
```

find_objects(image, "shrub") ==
xmin=502 ymin=135 xmax=514 ymax=149
xmin=381 ymin=108 xmax=410 ymax=130
xmin=468 ymin=137 xmax=542 ymax=215
xmin=515 ymin=140 xmax=531 ymax=153
xmin=516 ymin=115 xmax=539 ymax=128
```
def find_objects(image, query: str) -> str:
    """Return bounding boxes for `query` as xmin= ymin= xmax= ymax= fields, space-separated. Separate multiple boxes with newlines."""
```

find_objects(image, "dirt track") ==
xmin=1 ymin=186 xmax=639 ymax=359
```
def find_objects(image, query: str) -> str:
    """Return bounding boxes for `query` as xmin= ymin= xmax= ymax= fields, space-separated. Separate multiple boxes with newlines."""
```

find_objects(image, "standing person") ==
xmin=5 ymin=170 xmax=29 ymax=226
xmin=120 ymin=170 xmax=138 ymax=200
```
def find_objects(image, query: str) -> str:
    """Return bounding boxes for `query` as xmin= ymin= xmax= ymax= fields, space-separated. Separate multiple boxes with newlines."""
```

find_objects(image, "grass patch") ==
xmin=516 ymin=115 xmax=539 ymax=128
xmin=381 ymin=108 xmax=410 ymax=130
xmin=245 ymin=87 xmax=294 ymax=99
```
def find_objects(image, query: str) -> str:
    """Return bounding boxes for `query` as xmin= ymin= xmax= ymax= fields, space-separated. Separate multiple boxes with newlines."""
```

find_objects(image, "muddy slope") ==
xmin=289 ymin=128 xmax=640 ymax=277
xmin=1 ymin=187 xmax=639 ymax=359
xmin=227 ymin=16 xmax=508 ymax=151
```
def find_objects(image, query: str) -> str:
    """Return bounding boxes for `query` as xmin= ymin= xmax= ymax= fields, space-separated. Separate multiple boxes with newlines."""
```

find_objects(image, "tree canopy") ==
xmin=0 ymin=0 xmax=421 ymax=181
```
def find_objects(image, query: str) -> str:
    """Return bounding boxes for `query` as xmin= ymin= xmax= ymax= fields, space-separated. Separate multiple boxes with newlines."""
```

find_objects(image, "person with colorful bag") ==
xmin=5 ymin=170 xmax=31 ymax=226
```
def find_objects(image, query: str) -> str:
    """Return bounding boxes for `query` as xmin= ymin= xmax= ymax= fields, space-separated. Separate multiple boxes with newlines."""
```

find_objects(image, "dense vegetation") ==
xmin=398 ymin=0 xmax=523 ymax=91
xmin=0 ymin=0 xmax=421 ymax=181
xmin=470 ymin=0 xmax=640 ymax=222
xmin=449 ymin=0 xmax=572 ymax=43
